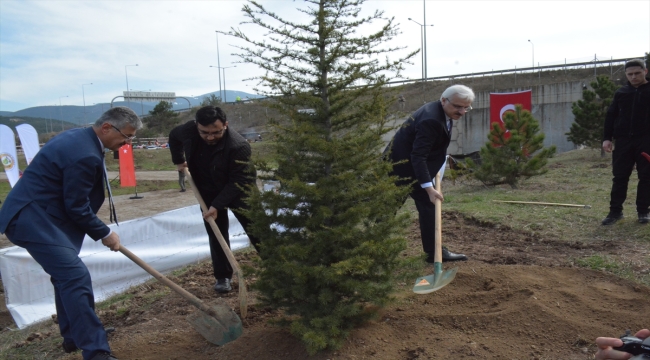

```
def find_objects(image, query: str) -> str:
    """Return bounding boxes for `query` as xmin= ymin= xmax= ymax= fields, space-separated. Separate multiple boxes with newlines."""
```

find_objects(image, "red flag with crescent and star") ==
xmin=118 ymin=144 xmax=136 ymax=187
xmin=489 ymin=90 xmax=532 ymax=144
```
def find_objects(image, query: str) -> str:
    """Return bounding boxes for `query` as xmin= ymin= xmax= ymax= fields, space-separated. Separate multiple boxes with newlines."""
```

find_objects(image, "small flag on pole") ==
xmin=118 ymin=143 xmax=136 ymax=187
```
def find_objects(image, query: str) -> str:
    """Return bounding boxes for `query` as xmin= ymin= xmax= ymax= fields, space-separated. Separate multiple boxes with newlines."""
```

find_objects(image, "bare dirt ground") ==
xmin=1 ymin=186 xmax=649 ymax=359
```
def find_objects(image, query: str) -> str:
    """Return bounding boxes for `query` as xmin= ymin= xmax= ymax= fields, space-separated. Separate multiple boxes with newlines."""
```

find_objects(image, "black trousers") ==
xmin=398 ymin=187 xmax=436 ymax=254
xmin=609 ymin=135 xmax=650 ymax=214
xmin=411 ymin=190 xmax=436 ymax=254
xmin=202 ymin=196 xmax=261 ymax=280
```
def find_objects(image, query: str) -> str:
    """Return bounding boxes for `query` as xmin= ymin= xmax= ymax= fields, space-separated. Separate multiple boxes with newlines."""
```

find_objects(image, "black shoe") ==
xmin=639 ymin=213 xmax=650 ymax=224
xmin=179 ymin=189 xmax=186 ymax=192
xmin=442 ymin=248 xmax=468 ymax=261
xmin=89 ymin=352 xmax=118 ymax=360
xmin=214 ymin=278 xmax=232 ymax=293
xmin=601 ymin=212 xmax=623 ymax=225
xmin=61 ymin=341 xmax=78 ymax=353
xmin=425 ymin=248 xmax=468 ymax=263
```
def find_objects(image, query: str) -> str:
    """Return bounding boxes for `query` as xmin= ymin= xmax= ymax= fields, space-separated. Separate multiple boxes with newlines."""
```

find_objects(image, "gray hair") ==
xmin=94 ymin=107 xmax=143 ymax=130
xmin=625 ymin=59 xmax=647 ymax=70
xmin=440 ymin=85 xmax=475 ymax=102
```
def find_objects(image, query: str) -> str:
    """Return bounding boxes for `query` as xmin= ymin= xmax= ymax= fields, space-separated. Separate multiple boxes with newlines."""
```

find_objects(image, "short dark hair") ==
xmin=195 ymin=106 xmax=227 ymax=126
xmin=624 ymin=59 xmax=646 ymax=70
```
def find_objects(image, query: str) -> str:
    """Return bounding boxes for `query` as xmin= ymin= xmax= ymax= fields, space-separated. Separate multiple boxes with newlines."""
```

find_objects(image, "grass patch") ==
xmin=105 ymin=148 xmax=175 ymax=171
xmin=142 ymin=291 xmax=169 ymax=307
xmin=96 ymin=293 xmax=134 ymax=311
xmin=107 ymin=180 xmax=179 ymax=196
xmin=251 ymin=140 xmax=278 ymax=169
xmin=575 ymin=255 xmax=621 ymax=272
xmin=573 ymin=255 xmax=650 ymax=285
xmin=443 ymin=148 xmax=650 ymax=244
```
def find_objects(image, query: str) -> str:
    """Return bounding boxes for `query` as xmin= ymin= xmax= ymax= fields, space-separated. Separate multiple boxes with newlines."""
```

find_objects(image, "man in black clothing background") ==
xmin=601 ymin=59 xmax=650 ymax=225
xmin=169 ymin=106 xmax=260 ymax=293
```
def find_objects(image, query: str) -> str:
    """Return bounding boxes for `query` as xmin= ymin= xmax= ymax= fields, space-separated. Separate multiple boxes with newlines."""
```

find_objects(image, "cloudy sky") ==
xmin=1 ymin=0 xmax=648 ymax=112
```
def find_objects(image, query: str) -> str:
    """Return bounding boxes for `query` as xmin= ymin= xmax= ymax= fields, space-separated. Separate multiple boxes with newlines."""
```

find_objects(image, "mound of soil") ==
xmin=62 ymin=215 xmax=650 ymax=359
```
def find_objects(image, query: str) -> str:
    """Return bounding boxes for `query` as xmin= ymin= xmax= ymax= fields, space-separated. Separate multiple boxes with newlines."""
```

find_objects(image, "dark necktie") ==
xmin=102 ymin=153 xmax=119 ymax=225
xmin=447 ymin=120 xmax=453 ymax=136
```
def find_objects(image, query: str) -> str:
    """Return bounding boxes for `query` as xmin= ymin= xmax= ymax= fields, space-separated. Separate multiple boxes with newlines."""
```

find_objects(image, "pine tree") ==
xmin=224 ymin=0 xmax=416 ymax=354
xmin=468 ymin=105 xmax=556 ymax=189
xmin=143 ymin=101 xmax=178 ymax=137
xmin=201 ymin=94 xmax=221 ymax=107
xmin=566 ymin=75 xmax=617 ymax=156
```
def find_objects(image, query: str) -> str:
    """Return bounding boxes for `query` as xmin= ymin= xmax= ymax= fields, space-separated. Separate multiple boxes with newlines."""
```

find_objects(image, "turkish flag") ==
xmin=118 ymin=144 xmax=137 ymax=187
xmin=489 ymin=90 xmax=532 ymax=141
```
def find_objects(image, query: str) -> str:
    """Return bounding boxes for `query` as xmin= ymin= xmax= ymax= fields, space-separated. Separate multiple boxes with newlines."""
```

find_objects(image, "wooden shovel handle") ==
xmin=492 ymin=200 xmax=591 ymax=209
xmin=183 ymin=169 xmax=242 ymax=274
xmin=183 ymin=168 xmax=248 ymax=318
xmin=434 ymin=173 xmax=442 ymax=264
xmin=118 ymin=245 xmax=218 ymax=318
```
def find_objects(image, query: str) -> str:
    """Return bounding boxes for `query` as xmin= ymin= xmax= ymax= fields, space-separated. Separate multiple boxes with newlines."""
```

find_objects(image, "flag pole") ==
xmin=129 ymin=185 xmax=144 ymax=200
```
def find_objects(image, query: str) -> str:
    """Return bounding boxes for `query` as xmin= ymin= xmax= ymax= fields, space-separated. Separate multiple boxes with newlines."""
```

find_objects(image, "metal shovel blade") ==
xmin=412 ymin=263 xmax=458 ymax=294
xmin=187 ymin=301 xmax=243 ymax=346
xmin=119 ymin=245 xmax=243 ymax=346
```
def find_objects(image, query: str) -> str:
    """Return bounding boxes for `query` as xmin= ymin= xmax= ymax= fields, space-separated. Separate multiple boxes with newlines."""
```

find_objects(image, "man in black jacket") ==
xmin=386 ymin=85 xmax=475 ymax=262
xmin=169 ymin=106 xmax=260 ymax=293
xmin=601 ymin=59 xmax=650 ymax=225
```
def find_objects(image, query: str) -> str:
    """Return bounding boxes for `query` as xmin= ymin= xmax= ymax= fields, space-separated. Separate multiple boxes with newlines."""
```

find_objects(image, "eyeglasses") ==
xmin=198 ymin=128 xmax=226 ymax=137
xmin=445 ymin=98 xmax=472 ymax=112
xmin=111 ymin=124 xmax=136 ymax=141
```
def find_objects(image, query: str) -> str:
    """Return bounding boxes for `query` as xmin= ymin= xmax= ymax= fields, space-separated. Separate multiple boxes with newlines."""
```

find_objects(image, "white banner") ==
xmin=0 ymin=124 xmax=20 ymax=187
xmin=0 ymin=205 xmax=251 ymax=329
xmin=15 ymin=124 xmax=40 ymax=165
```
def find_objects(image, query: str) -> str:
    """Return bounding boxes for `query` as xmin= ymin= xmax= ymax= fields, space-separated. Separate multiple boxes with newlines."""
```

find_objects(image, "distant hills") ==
xmin=0 ymin=90 xmax=263 ymax=124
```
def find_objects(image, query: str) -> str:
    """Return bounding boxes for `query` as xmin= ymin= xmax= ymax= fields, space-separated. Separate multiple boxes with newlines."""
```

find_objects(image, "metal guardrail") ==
xmin=386 ymin=56 xmax=643 ymax=86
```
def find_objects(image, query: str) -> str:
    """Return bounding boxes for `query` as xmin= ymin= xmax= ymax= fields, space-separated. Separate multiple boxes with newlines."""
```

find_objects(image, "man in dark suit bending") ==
xmin=0 ymin=107 xmax=142 ymax=360
xmin=386 ymin=85 xmax=475 ymax=263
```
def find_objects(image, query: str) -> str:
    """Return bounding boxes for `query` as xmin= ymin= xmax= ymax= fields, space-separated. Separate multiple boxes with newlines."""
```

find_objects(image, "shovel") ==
xmin=183 ymin=168 xmax=248 ymax=319
xmin=413 ymin=172 xmax=458 ymax=294
xmin=118 ymin=245 xmax=243 ymax=345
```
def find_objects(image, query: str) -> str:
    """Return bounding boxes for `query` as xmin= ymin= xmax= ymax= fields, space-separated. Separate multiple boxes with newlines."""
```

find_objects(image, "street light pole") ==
xmin=47 ymin=106 xmax=52 ymax=133
xmin=215 ymin=31 xmax=223 ymax=102
xmin=407 ymin=19 xmax=432 ymax=80
xmin=423 ymin=0 xmax=427 ymax=80
xmin=210 ymin=65 xmax=236 ymax=103
xmin=528 ymin=40 xmax=534 ymax=70
xmin=59 ymin=95 xmax=69 ymax=131
xmin=221 ymin=66 xmax=236 ymax=103
xmin=82 ymin=83 xmax=92 ymax=126
xmin=408 ymin=18 xmax=433 ymax=99
xmin=125 ymin=64 xmax=138 ymax=108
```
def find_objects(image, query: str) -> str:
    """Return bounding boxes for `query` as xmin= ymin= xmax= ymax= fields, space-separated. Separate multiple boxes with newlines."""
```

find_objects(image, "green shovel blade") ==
xmin=413 ymin=262 xmax=459 ymax=294
xmin=186 ymin=303 xmax=243 ymax=346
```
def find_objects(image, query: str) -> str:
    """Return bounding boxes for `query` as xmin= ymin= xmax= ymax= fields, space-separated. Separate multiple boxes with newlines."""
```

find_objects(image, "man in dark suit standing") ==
xmin=0 ymin=107 xmax=142 ymax=360
xmin=386 ymin=85 xmax=475 ymax=263
xmin=169 ymin=106 xmax=260 ymax=294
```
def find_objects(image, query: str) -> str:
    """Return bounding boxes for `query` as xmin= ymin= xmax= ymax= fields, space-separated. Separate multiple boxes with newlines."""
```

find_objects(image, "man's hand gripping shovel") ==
xmin=413 ymin=172 xmax=459 ymax=294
